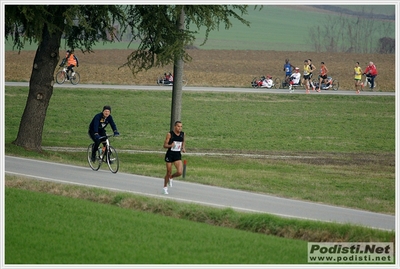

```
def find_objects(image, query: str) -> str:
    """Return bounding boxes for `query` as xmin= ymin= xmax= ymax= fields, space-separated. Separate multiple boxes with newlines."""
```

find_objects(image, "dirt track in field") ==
xmin=5 ymin=49 xmax=395 ymax=91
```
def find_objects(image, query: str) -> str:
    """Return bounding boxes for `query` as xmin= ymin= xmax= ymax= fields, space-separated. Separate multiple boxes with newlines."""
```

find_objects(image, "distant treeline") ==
xmin=308 ymin=5 xmax=395 ymax=53
xmin=312 ymin=5 xmax=395 ymax=21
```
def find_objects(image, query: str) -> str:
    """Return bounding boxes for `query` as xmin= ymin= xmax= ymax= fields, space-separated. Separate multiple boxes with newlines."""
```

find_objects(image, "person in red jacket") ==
xmin=363 ymin=61 xmax=378 ymax=89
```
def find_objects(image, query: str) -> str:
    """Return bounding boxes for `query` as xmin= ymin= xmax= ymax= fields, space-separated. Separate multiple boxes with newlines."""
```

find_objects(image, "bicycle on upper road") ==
xmin=281 ymin=77 xmax=303 ymax=90
xmin=157 ymin=72 xmax=188 ymax=87
xmin=312 ymin=76 xmax=339 ymax=91
xmin=251 ymin=75 xmax=280 ymax=89
xmin=362 ymin=74 xmax=378 ymax=91
xmin=87 ymin=133 xmax=119 ymax=173
xmin=55 ymin=66 xmax=80 ymax=85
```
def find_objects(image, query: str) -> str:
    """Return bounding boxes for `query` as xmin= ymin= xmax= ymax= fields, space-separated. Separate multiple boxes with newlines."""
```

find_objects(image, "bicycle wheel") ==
xmin=362 ymin=78 xmax=367 ymax=88
xmin=106 ymin=146 xmax=119 ymax=173
xmin=363 ymin=78 xmax=377 ymax=91
xmin=282 ymin=78 xmax=289 ymax=89
xmin=312 ymin=79 xmax=319 ymax=89
xmin=273 ymin=77 xmax=281 ymax=89
xmin=87 ymin=143 xmax=101 ymax=171
xmin=157 ymin=76 xmax=163 ymax=86
xmin=331 ymin=79 xmax=339 ymax=91
xmin=251 ymin=77 xmax=258 ymax=88
xmin=70 ymin=72 xmax=80 ymax=85
xmin=56 ymin=71 xmax=66 ymax=84
xmin=363 ymin=78 xmax=374 ymax=90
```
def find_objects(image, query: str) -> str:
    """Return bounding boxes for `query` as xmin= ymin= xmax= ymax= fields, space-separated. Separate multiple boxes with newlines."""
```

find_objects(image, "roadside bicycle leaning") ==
xmin=87 ymin=134 xmax=119 ymax=173
xmin=55 ymin=66 xmax=80 ymax=85
xmin=312 ymin=76 xmax=339 ymax=91
xmin=157 ymin=72 xmax=188 ymax=87
xmin=362 ymin=74 xmax=378 ymax=91
xmin=251 ymin=75 xmax=280 ymax=89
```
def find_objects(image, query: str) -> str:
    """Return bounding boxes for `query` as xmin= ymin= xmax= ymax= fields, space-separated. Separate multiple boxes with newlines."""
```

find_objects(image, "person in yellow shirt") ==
xmin=302 ymin=59 xmax=316 ymax=94
xmin=354 ymin=61 xmax=363 ymax=94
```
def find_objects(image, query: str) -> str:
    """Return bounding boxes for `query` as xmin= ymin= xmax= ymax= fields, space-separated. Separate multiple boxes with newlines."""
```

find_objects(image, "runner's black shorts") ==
xmin=165 ymin=151 xmax=182 ymax=163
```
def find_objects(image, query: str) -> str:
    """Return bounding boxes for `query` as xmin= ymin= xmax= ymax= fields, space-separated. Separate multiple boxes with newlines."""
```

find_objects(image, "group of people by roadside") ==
xmin=282 ymin=58 xmax=378 ymax=94
xmin=284 ymin=58 xmax=329 ymax=94
xmin=354 ymin=61 xmax=378 ymax=94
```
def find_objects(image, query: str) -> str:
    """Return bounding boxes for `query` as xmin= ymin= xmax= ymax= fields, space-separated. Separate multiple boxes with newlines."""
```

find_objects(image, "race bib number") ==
xmin=171 ymin=141 xmax=182 ymax=151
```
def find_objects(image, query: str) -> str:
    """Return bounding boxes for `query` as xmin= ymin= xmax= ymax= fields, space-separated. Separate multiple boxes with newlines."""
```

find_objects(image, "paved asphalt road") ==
xmin=5 ymin=156 xmax=395 ymax=231
xmin=4 ymin=81 xmax=396 ymax=96
xmin=4 ymin=82 xmax=396 ymax=231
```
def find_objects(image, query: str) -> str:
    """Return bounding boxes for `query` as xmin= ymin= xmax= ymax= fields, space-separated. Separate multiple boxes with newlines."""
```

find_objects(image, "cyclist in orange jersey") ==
xmin=59 ymin=49 xmax=79 ymax=80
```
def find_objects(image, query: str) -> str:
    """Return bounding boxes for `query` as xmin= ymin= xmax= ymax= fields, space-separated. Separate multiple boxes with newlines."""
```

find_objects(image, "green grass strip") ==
xmin=5 ymin=176 xmax=394 ymax=264
xmin=5 ymin=87 xmax=395 ymax=214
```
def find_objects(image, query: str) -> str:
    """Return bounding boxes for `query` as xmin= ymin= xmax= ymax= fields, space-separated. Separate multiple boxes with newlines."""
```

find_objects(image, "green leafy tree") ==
xmin=5 ymin=5 xmax=126 ymax=151
xmin=122 ymin=5 xmax=250 ymax=129
xmin=5 ymin=5 xmax=250 ymax=150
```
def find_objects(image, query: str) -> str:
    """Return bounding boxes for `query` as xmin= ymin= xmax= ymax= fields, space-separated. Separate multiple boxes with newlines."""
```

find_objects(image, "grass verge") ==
xmin=4 ymin=86 xmax=395 ymax=264
xmin=5 ymin=176 xmax=394 ymax=264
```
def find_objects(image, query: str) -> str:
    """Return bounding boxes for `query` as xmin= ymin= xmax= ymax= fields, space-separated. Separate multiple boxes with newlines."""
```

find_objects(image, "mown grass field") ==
xmin=5 ymin=179 xmax=394 ymax=264
xmin=5 ymin=87 xmax=395 ymax=215
xmin=7 ymin=186 xmax=308 ymax=264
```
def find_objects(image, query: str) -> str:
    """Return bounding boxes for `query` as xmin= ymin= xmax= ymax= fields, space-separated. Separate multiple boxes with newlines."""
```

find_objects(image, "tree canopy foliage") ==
xmin=6 ymin=5 xmax=250 ymax=75
xmin=4 ymin=5 xmax=250 ymax=150
xmin=5 ymin=5 xmax=126 ymax=53
xmin=121 ymin=5 xmax=249 ymax=75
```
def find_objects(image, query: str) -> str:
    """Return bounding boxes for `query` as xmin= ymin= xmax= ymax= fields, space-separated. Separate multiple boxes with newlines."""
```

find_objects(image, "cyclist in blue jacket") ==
xmin=88 ymin=105 xmax=119 ymax=162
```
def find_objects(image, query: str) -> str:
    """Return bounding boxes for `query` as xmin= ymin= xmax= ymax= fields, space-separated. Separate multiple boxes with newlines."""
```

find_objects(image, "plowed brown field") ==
xmin=5 ymin=49 xmax=395 ymax=91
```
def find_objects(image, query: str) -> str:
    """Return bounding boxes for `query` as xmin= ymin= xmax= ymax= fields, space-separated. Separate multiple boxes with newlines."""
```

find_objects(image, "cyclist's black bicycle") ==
xmin=87 ymin=134 xmax=119 ymax=173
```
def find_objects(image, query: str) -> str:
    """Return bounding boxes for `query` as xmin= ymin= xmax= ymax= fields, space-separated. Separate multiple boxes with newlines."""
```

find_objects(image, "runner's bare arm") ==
xmin=163 ymin=132 xmax=173 ymax=149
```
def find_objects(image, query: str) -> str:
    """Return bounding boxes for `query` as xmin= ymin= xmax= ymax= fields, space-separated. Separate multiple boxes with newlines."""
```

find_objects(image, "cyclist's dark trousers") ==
xmin=366 ymin=74 xmax=376 ymax=88
xmin=67 ymin=65 xmax=75 ymax=77
xmin=88 ymin=130 xmax=106 ymax=157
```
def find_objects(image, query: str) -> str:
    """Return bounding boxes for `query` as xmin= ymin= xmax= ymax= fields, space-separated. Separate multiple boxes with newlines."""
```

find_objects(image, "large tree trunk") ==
xmin=12 ymin=24 xmax=62 ymax=151
xmin=169 ymin=7 xmax=185 ymax=130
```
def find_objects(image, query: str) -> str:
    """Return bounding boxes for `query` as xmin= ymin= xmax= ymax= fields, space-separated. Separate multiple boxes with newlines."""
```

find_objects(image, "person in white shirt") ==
xmin=289 ymin=67 xmax=301 ymax=92
xmin=261 ymin=75 xmax=274 ymax=88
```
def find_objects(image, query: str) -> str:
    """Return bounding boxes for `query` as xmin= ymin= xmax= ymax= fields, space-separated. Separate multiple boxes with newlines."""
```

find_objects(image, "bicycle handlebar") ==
xmin=98 ymin=134 xmax=119 ymax=140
